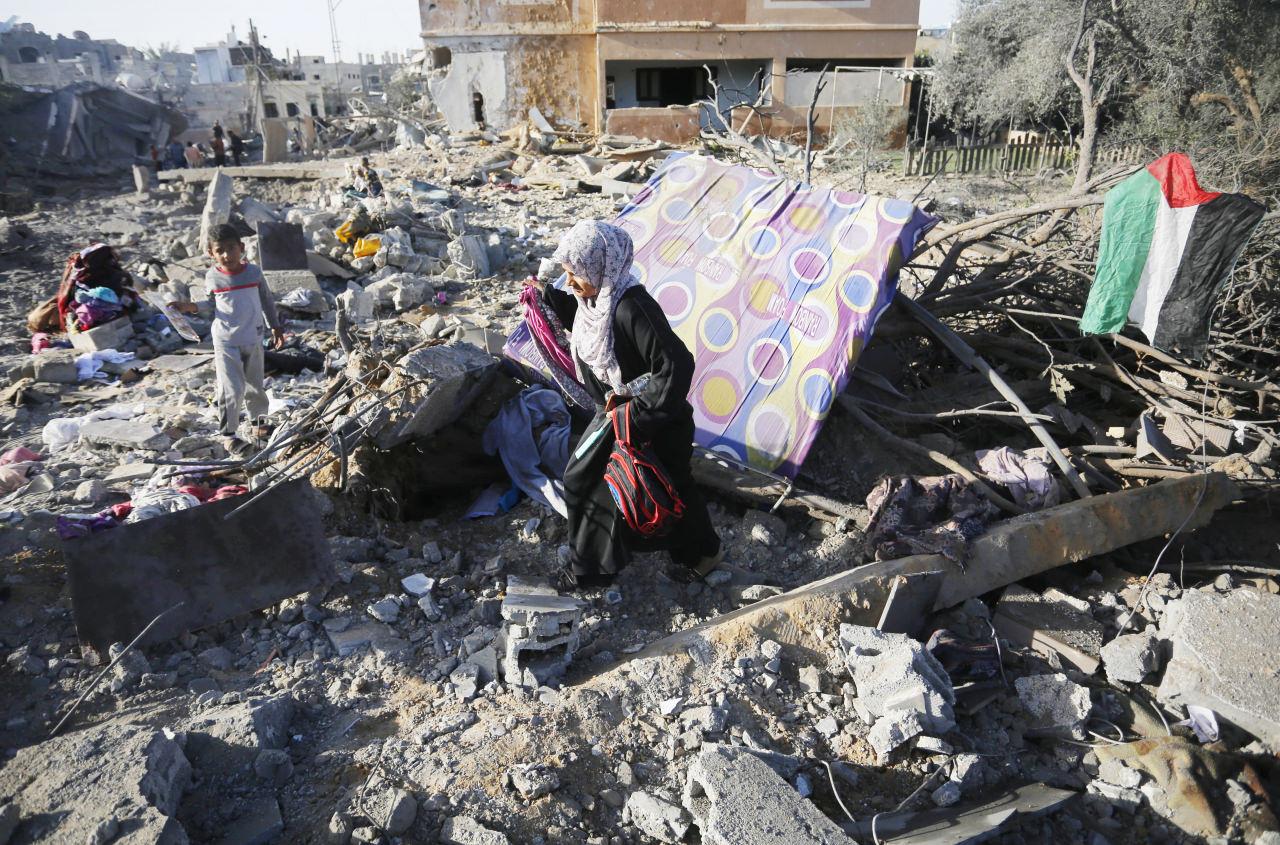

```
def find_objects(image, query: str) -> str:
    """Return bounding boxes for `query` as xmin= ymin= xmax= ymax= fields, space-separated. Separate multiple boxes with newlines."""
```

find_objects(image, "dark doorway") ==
xmin=472 ymin=92 xmax=486 ymax=127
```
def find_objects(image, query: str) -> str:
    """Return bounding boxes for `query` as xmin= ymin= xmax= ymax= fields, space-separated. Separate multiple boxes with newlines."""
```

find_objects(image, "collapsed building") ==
xmin=421 ymin=0 xmax=919 ymax=141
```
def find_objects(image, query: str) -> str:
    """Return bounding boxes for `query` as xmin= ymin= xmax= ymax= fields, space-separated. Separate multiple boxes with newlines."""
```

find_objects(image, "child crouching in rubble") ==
xmin=170 ymin=223 xmax=285 ymax=455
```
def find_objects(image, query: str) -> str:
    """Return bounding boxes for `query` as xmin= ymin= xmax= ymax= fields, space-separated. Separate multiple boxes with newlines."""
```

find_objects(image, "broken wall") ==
xmin=596 ymin=0 xmax=921 ymax=27
xmin=427 ymin=35 xmax=597 ymax=132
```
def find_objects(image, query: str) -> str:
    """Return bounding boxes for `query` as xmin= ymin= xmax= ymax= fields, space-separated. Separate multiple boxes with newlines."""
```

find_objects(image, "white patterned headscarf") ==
xmin=552 ymin=220 xmax=639 ymax=392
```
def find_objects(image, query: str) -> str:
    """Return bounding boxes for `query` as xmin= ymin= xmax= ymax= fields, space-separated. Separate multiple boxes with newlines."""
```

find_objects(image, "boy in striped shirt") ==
xmin=171 ymin=223 xmax=285 ymax=452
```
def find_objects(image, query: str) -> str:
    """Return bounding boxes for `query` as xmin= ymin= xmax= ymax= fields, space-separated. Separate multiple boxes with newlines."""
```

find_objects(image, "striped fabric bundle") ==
xmin=1080 ymin=153 xmax=1264 ymax=355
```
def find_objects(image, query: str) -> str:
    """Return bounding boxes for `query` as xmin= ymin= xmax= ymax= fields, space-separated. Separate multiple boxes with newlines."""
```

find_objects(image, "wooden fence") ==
xmin=904 ymin=138 xmax=1144 ymax=177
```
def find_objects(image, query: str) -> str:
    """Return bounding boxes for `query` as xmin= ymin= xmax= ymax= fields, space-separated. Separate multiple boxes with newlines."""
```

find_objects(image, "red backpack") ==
xmin=603 ymin=402 xmax=685 ymax=538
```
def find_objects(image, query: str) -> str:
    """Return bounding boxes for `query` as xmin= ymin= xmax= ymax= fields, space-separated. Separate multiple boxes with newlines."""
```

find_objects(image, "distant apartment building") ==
xmin=190 ymin=30 xmax=327 ymax=132
xmin=419 ymin=0 xmax=919 ymax=138
xmin=0 ymin=23 xmax=132 ymax=88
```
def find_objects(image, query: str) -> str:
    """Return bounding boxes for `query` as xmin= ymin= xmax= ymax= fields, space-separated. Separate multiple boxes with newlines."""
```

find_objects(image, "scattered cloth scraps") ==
xmin=481 ymin=386 xmax=571 ymax=517
xmin=125 ymin=488 xmax=201 ymax=524
xmin=926 ymin=628 xmax=1003 ymax=683
xmin=865 ymin=474 xmax=1000 ymax=562
xmin=74 ymin=349 xmax=135 ymax=381
xmin=466 ymin=483 xmax=521 ymax=520
xmin=56 ymin=513 xmax=119 ymax=540
xmin=976 ymin=446 xmax=1062 ymax=510
xmin=0 ymin=447 xmax=42 ymax=466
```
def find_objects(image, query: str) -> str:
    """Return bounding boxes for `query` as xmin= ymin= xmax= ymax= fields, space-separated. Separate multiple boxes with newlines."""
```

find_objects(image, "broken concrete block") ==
xmin=79 ymin=417 xmax=171 ymax=451
xmin=69 ymin=316 xmax=135 ymax=354
xmin=994 ymin=584 xmax=1103 ymax=674
xmin=838 ymin=624 xmax=955 ymax=757
xmin=440 ymin=815 xmax=510 ymax=845
xmin=1015 ymin=673 xmax=1091 ymax=739
xmin=336 ymin=287 xmax=375 ymax=324
xmin=240 ymin=197 xmax=282 ymax=230
xmin=373 ymin=342 xmax=498 ymax=448
xmin=367 ymin=788 xmax=416 ymax=835
xmin=200 ymin=693 xmax=295 ymax=750
xmin=447 ymin=234 xmax=490 ymax=278
xmin=743 ymin=508 xmax=787 ymax=546
xmin=367 ymin=596 xmax=400 ymax=623
xmin=262 ymin=269 xmax=322 ymax=298
xmin=498 ymin=575 xmax=583 ymax=687
xmin=0 ymin=722 xmax=190 ymax=844
xmin=682 ymin=745 xmax=853 ymax=844
xmin=261 ymin=118 xmax=288 ymax=163
xmin=32 ymin=350 xmax=79 ymax=383
xmin=1100 ymin=630 xmax=1160 ymax=684
xmin=133 ymin=164 xmax=152 ymax=194
xmin=199 ymin=169 xmax=234 ymax=254
xmin=218 ymin=796 xmax=283 ymax=845
xmin=1158 ymin=588 xmax=1280 ymax=746
xmin=256 ymin=220 xmax=307 ymax=270
xmin=507 ymin=763 xmax=560 ymax=801
xmin=105 ymin=462 xmax=157 ymax=484
xmin=400 ymin=573 xmax=435 ymax=597
xmin=624 ymin=791 xmax=691 ymax=844
xmin=307 ymin=250 xmax=355 ymax=279
xmin=326 ymin=618 xmax=405 ymax=657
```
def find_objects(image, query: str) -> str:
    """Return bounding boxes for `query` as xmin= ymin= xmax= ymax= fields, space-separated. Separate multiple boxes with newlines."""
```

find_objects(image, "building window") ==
xmin=635 ymin=66 xmax=716 ymax=106
xmin=636 ymin=69 xmax=660 ymax=101
xmin=310 ymin=101 xmax=319 ymax=116
xmin=263 ymin=102 xmax=279 ymax=118
xmin=313 ymin=74 xmax=320 ymax=80
xmin=286 ymin=102 xmax=300 ymax=117
xmin=18 ymin=46 xmax=40 ymax=63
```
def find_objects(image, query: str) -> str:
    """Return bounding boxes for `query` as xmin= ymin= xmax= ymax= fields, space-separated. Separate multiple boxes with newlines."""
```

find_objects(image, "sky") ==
xmin=5 ymin=0 xmax=961 ymax=59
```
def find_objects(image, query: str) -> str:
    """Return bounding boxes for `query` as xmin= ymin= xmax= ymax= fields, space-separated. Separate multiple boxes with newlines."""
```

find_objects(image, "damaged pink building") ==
xmin=420 ymin=0 xmax=920 ymax=141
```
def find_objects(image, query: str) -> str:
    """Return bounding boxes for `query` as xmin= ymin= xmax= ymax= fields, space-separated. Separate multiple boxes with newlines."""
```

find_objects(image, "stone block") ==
xmin=199 ymin=169 xmax=234 ymax=253
xmin=682 ymin=745 xmax=853 ymax=845
xmin=0 ymin=722 xmax=190 ymax=844
xmin=105 ymin=462 xmax=157 ymax=484
xmin=499 ymin=576 xmax=583 ymax=687
xmin=994 ymin=584 xmax=1103 ymax=674
xmin=261 ymin=119 xmax=288 ymax=163
xmin=326 ymin=619 xmax=406 ymax=657
xmin=79 ymin=417 xmax=171 ymax=451
xmin=200 ymin=693 xmax=295 ymax=750
xmin=1100 ymin=630 xmax=1160 ymax=684
xmin=257 ymin=221 xmax=307 ymax=272
xmin=373 ymin=342 xmax=498 ymax=448
xmin=1158 ymin=589 xmax=1280 ymax=746
xmin=1015 ymin=673 xmax=1091 ymax=739
xmin=217 ymin=796 xmax=283 ymax=845
xmin=838 ymin=624 xmax=954 ymax=758
xmin=262 ymin=269 xmax=322 ymax=297
xmin=32 ymin=349 xmax=79 ymax=383
xmin=624 ymin=791 xmax=690 ymax=844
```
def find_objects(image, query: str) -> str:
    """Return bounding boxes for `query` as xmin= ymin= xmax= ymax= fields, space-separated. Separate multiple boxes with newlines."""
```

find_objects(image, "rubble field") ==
xmin=0 ymin=127 xmax=1278 ymax=845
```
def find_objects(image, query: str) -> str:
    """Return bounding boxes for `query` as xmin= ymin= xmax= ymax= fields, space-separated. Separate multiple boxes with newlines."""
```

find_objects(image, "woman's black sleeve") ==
xmin=617 ymin=294 xmax=694 ymax=437
xmin=542 ymin=285 xmax=578 ymax=329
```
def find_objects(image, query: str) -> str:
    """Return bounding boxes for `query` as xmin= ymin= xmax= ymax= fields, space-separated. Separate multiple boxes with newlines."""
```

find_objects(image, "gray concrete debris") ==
xmin=217 ymin=796 xmax=283 ymax=845
xmin=254 ymin=749 xmax=294 ymax=784
xmin=682 ymin=745 xmax=854 ymax=844
xmin=370 ymin=788 xmax=417 ymax=835
xmin=0 ymin=722 xmax=190 ymax=844
xmin=931 ymin=780 xmax=962 ymax=807
xmin=1015 ymin=673 xmax=1092 ymax=739
xmin=440 ymin=815 xmax=510 ymax=845
xmin=198 ymin=693 xmax=295 ymax=750
xmin=743 ymin=508 xmax=788 ymax=546
xmin=507 ymin=763 xmax=560 ymax=800
xmin=498 ymin=575 xmax=583 ymax=687
xmin=838 ymin=623 xmax=955 ymax=759
xmin=199 ymin=170 xmax=234 ymax=254
xmin=32 ymin=349 xmax=79 ymax=383
xmin=325 ymin=618 xmax=407 ymax=658
xmin=79 ymin=417 xmax=171 ymax=451
xmin=262 ymin=269 xmax=324 ymax=298
xmin=994 ymin=584 xmax=1103 ymax=674
xmin=623 ymin=790 xmax=691 ymax=844
xmin=1100 ymin=630 xmax=1161 ymax=685
xmin=373 ymin=342 xmax=498 ymax=448
xmin=1158 ymin=588 xmax=1280 ymax=745
xmin=447 ymin=234 xmax=491 ymax=279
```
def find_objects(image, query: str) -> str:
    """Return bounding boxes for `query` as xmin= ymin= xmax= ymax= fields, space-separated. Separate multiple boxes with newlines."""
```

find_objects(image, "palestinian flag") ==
xmin=1080 ymin=153 xmax=1264 ymax=355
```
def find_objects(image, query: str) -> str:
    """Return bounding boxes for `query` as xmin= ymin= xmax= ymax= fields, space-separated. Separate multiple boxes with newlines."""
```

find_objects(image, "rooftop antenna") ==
xmin=327 ymin=0 xmax=343 ymax=87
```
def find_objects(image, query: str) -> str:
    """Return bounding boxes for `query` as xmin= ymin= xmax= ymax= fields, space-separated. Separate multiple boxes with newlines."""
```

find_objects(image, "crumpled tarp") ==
xmin=481 ymin=386 xmax=571 ymax=517
xmin=865 ymin=474 xmax=999 ymax=562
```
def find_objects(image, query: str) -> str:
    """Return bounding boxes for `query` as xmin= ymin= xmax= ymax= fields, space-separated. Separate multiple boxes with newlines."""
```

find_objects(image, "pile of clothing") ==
xmin=55 ymin=481 xmax=249 ymax=539
xmin=0 ymin=446 xmax=43 ymax=495
xmin=26 ymin=243 xmax=140 ymax=335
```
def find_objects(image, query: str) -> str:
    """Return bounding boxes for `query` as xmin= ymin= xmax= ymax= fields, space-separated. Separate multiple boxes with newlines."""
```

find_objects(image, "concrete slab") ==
xmin=307 ymin=250 xmax=356 ymax=279
xmin=158 ymin=162 xmax=349 ymax=182
xmin=935 ymin=474 xmax=1238 ymax=608
xmin=257 ymin=221 xmax=308 ymax=271
xmin=147 ymin=353 xmax=212 ymax=373
xmin=105 ymin=462 xmax=157 ymax=484
xmin=1158 ymin=589 xmax=1280 ymax=745
xmin=199 ymin=170 xmax=234 ymax=254
xmin=69 ymin=316 xmax=134 ymax=353
xmin=79 ymin=417 xmax=171 ymax=451
xmin=373 ymin=342 xmax=498 ymax=448
xmin=994 ymin=585 xmax=1103 ymax=674
xmin=262 ymin=269 xmax=323 ymax=297
xmin=683 ymin=744 xmax=854 ymax=844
